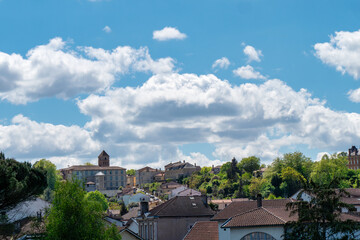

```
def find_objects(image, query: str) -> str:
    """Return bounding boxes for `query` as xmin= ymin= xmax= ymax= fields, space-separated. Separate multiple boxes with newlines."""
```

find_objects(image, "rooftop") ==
xmin=183 ymin=221 xmax=218 ymax=240
xmin=149 ymin=196 xmax=215 ymax=217
xmin=212 ymin=198 xmax=292 ymax=221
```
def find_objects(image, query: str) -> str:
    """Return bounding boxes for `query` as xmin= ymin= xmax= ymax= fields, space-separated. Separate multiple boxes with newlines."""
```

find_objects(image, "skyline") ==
xmin=1 ymin=0 xmax=360 ymax=169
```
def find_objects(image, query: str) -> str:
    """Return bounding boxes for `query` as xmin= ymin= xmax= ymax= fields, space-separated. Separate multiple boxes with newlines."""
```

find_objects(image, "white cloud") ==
xmin=348 ymin=88 xmax=360 ymax=103
xmin=314 ymin=29 xmax=360 ymax=79
xmin=0 ymin=38 xmax=175 ymax=104
xmin=0 ymin=115 xmax=99 ymax=160
xmin=103 ymin=26 xmax=111 ymax=33
xmin=153 ymin=27 xmax=187 ymax=41
xmin=316 ymin=152 xmax=330 ymax=161
xmin=233 ymin=65 xmax=266 ymax=79
xmin=212 ymin=57 xmax=230 ymax=70
xmin=243 ymin=45 xmax=262 ymax=62
xmin=75 ymin=72 xmax=360 ymax=167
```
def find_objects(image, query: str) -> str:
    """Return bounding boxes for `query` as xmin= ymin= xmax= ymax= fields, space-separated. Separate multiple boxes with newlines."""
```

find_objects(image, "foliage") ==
xmin=45 ymin=179 xmax=121 ymax=240
xmin=311 ymin=153 xmax=349 ymax=185
xmin=126 ymin=169 xmax=136 ymax=176
xmin=248 ymin=178 xmax=273 ymax=199
xmin=34 ymin=159 xmax=61 ymax=202
xmin=284 ymin=179 xmax=360 ymax=240
xmin=238 ymin=156 xmax=260 ymax=173
xmin=127 ymin=202 xmax=139 ymax=209
xmin=84 ymin=162 xmax=94 ymax=166
xmin=86 ymin=191 xmax=108 ymax=211
xmin=0 ymin=153 xmax=47 ymax=211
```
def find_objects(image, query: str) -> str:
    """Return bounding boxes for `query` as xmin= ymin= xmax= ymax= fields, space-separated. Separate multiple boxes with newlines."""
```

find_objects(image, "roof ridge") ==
xmin=262 ymin=207 xmax=287 ymax=223
xmin=151 ymin=197 xmax=177 ymax=216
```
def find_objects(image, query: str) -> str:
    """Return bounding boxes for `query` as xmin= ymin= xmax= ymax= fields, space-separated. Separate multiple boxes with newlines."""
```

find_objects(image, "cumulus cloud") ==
xmin=0 ymin=114 xmax=99 ymax=159
xmin=103 ymin=26 xmax=111 ymax=33
xmin=212 ymin=57 xmax=230 ymax=70
xmin=243 ymin=45 xmax=262 ymax=62
xmin=153 ymin=27 xmax=187 ymax=41
xmin=0 ymin=38 xmax=175 ymax=104
xmin=74 ymin=72 xmax=360 ymax=167
xmin=233 ymin=65 xmax=266 ymax=79
xmin=314 ymin=29 xmax=360 ymax=79
xmin=348 ymin=88 xmax=360 ymax=103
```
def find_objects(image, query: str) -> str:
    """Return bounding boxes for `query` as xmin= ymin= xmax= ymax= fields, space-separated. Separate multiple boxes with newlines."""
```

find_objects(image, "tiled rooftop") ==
xmin=183 ymin=221 xmax=218 ymax=240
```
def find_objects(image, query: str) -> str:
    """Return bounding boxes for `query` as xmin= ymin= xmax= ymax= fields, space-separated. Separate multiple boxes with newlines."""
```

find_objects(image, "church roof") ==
xmin=98 ymin=150 xmax=109 ymax=157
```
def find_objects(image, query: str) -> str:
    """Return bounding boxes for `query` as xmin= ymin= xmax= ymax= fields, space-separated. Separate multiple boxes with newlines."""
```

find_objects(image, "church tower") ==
xmin=98 ymin=150 xmax=110 ymax=167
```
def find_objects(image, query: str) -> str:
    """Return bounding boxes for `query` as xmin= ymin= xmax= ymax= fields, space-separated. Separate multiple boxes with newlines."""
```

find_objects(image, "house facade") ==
xmin=164 ymin=161 xmax=200 ymax=180
xmin=137 ymin=196 xmax=215 ymax=240
xmin=136 ymin=167 xmax=162 ymax=187
xmin=60 ymin=150 xmax=126 ymax=190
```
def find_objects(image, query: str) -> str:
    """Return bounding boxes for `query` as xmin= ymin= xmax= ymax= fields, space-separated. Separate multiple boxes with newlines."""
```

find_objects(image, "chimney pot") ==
xmin=257 ymin=194 xmax=262 ymax=208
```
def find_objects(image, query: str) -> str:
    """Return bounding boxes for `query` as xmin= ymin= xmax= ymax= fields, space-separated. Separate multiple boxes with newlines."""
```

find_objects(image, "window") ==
xmin=240 ymin=232 xmax=276 ymax=240
xmin=110 ymin=171 xmax=112 ymax=174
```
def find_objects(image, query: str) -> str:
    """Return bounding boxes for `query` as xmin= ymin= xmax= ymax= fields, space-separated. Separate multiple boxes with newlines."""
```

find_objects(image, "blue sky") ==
xmin=1 ymin=0 xmax=360 ymax=169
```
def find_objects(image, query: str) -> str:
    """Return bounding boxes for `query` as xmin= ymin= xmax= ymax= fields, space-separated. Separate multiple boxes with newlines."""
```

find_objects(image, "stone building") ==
xmin=164 ymin=161 xmax=200 ymax=180
xmin=60 ymin=150 xmax=126 ymax=190
xmin=348 ymin=146 xmax=360 ymax=170
xmin=136 ymin=166 xmax=162 ymax=187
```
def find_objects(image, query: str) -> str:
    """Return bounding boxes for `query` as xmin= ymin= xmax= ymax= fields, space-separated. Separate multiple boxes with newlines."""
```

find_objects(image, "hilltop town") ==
xmin=3 ymin=147 xmax=360 ymax=239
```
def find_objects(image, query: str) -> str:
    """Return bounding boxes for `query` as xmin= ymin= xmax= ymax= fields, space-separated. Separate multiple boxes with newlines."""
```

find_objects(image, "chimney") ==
xmin=257 ymin=194 xmax=262 ymax=208
xmin=183 ymin=160 xmax=185 ymax=163
xmin=140 ymin=197 xmax=149 ymax=215
xmin=201 ymin=195 xmax=208 ymax=207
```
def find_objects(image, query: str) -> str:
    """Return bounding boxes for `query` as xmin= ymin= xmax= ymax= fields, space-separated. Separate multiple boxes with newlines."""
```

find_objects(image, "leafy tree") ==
xmin=238 ymin=156 xmax=260 ymax=173
xmin=126 ymin=169 xmax=136 ymax=176
xmin=84 ymin=162 xmax=94 ymax=166
xmin=34 ymin=159 xmax=60 ymax=201
xmin=311 ymin=153 xmax=349 ymax=186
xmin=0 ymin=154 xmax=47 ymax=211
xmin=248 ymin=178 xmax=273 ymax=199
xmin=86 ymin=191 xmax=108 ymax=212
xmin=46 ymin=179 xmax=121 ymax=240
xmin=285 ymin=179 xmax=360 ymax=240
xmin=226 ymin=157 xmax=239 ymax=181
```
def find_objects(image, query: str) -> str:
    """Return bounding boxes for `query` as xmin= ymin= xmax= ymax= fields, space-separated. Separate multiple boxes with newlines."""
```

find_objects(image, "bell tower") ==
xmin=98 ymin=150 xmax=110 ymax=167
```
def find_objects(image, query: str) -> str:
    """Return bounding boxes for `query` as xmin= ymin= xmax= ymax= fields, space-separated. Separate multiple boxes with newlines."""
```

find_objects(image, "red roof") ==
xmin=183 ymin=221 xmax=218 ymax=240
xmin=212 ymin=198 xmax=292 ymax=221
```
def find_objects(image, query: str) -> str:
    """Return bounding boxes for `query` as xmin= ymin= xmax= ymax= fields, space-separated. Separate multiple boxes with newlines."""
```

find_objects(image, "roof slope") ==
xmin=221 ymin=206 xmax=300 ymax=228
xmin=212 ymin=198 xmax=292 ymax=221
xmin=98 ymin=150 xmax=109 ymax=157
xmin=149 ymin=196 xmax=215 ymax=217
xmin=183 ymin=221 xmax=218 ymax=240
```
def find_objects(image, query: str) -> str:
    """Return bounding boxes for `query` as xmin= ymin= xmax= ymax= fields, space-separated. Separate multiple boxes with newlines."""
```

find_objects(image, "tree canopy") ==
xmin=126 ymin=169 xmax=136 ymax=176
xmin=34 ymin=159 xmax=61 ymax=202
xmin=285 ymin=179 xmax=360 ymax=240
xmin=0 ymin=153 xmax=47 ymax=211
xmin=46 ymin=179 xmax=121 ymax=240
xmin=86 ymin=190 xmax=108 ymax=212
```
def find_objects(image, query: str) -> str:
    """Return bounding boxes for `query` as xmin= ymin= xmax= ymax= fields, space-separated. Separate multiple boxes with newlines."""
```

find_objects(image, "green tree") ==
xmin=238 ymin=156 xmax=260 ymax=173
xmin=0 ymin=154 xmax=47 ymax=210
xmin=285 ymin=179 xmax=360 ymax=240
xmin=34 ymin=159 xmax=60 ymax=201
xmin=310 ymin=153 xmax=349 ymax=186
xmin=46 ymin=179 xmax=121 ymax=240
xmin=248 ymin=178 xmax=273 ymax=199
xmin=86 ymin=190 xmax=108 ymax=212
xmin=126 ymin=169 xmax=136 ymax=176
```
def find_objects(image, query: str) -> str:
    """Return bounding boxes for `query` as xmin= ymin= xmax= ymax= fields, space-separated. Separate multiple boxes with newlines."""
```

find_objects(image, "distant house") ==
xmin=121 ymin=193 xmax=150 ymax=206
xmin=209 ymin=198 xmax=248 ymax=211
xmin=127 ymin=175 xmax=137 ymax=187
xmin=136 ymin=167 xmax=162 ymax=187
xmin=164 ymin=161 xmax=200 ymax=180
xmin=211 ymin=165 xmax=222 ymax=174
xmin=348 ymin=146 xmax=360 ymax=170
xmin=159 ymin=181 xmax=183 ymax=196
xmin=183 ymin=221 xmax=218 ymax=240
xmin=137 ymin=196 xmax=215 ymax=240
xmin=60 ymin=150 xmax=126 ymax=190
xmin=169 ymin=186 xmax=201 ymax=199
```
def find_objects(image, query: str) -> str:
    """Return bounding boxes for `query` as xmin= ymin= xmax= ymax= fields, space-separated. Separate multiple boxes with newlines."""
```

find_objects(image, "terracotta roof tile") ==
xmin=183 ymin=221 xmax=218 ymax=240
xmin=222 ymin=207 xmax=288 ymax=228
xmin=212 ymin=198 xmax=292 ymax=221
